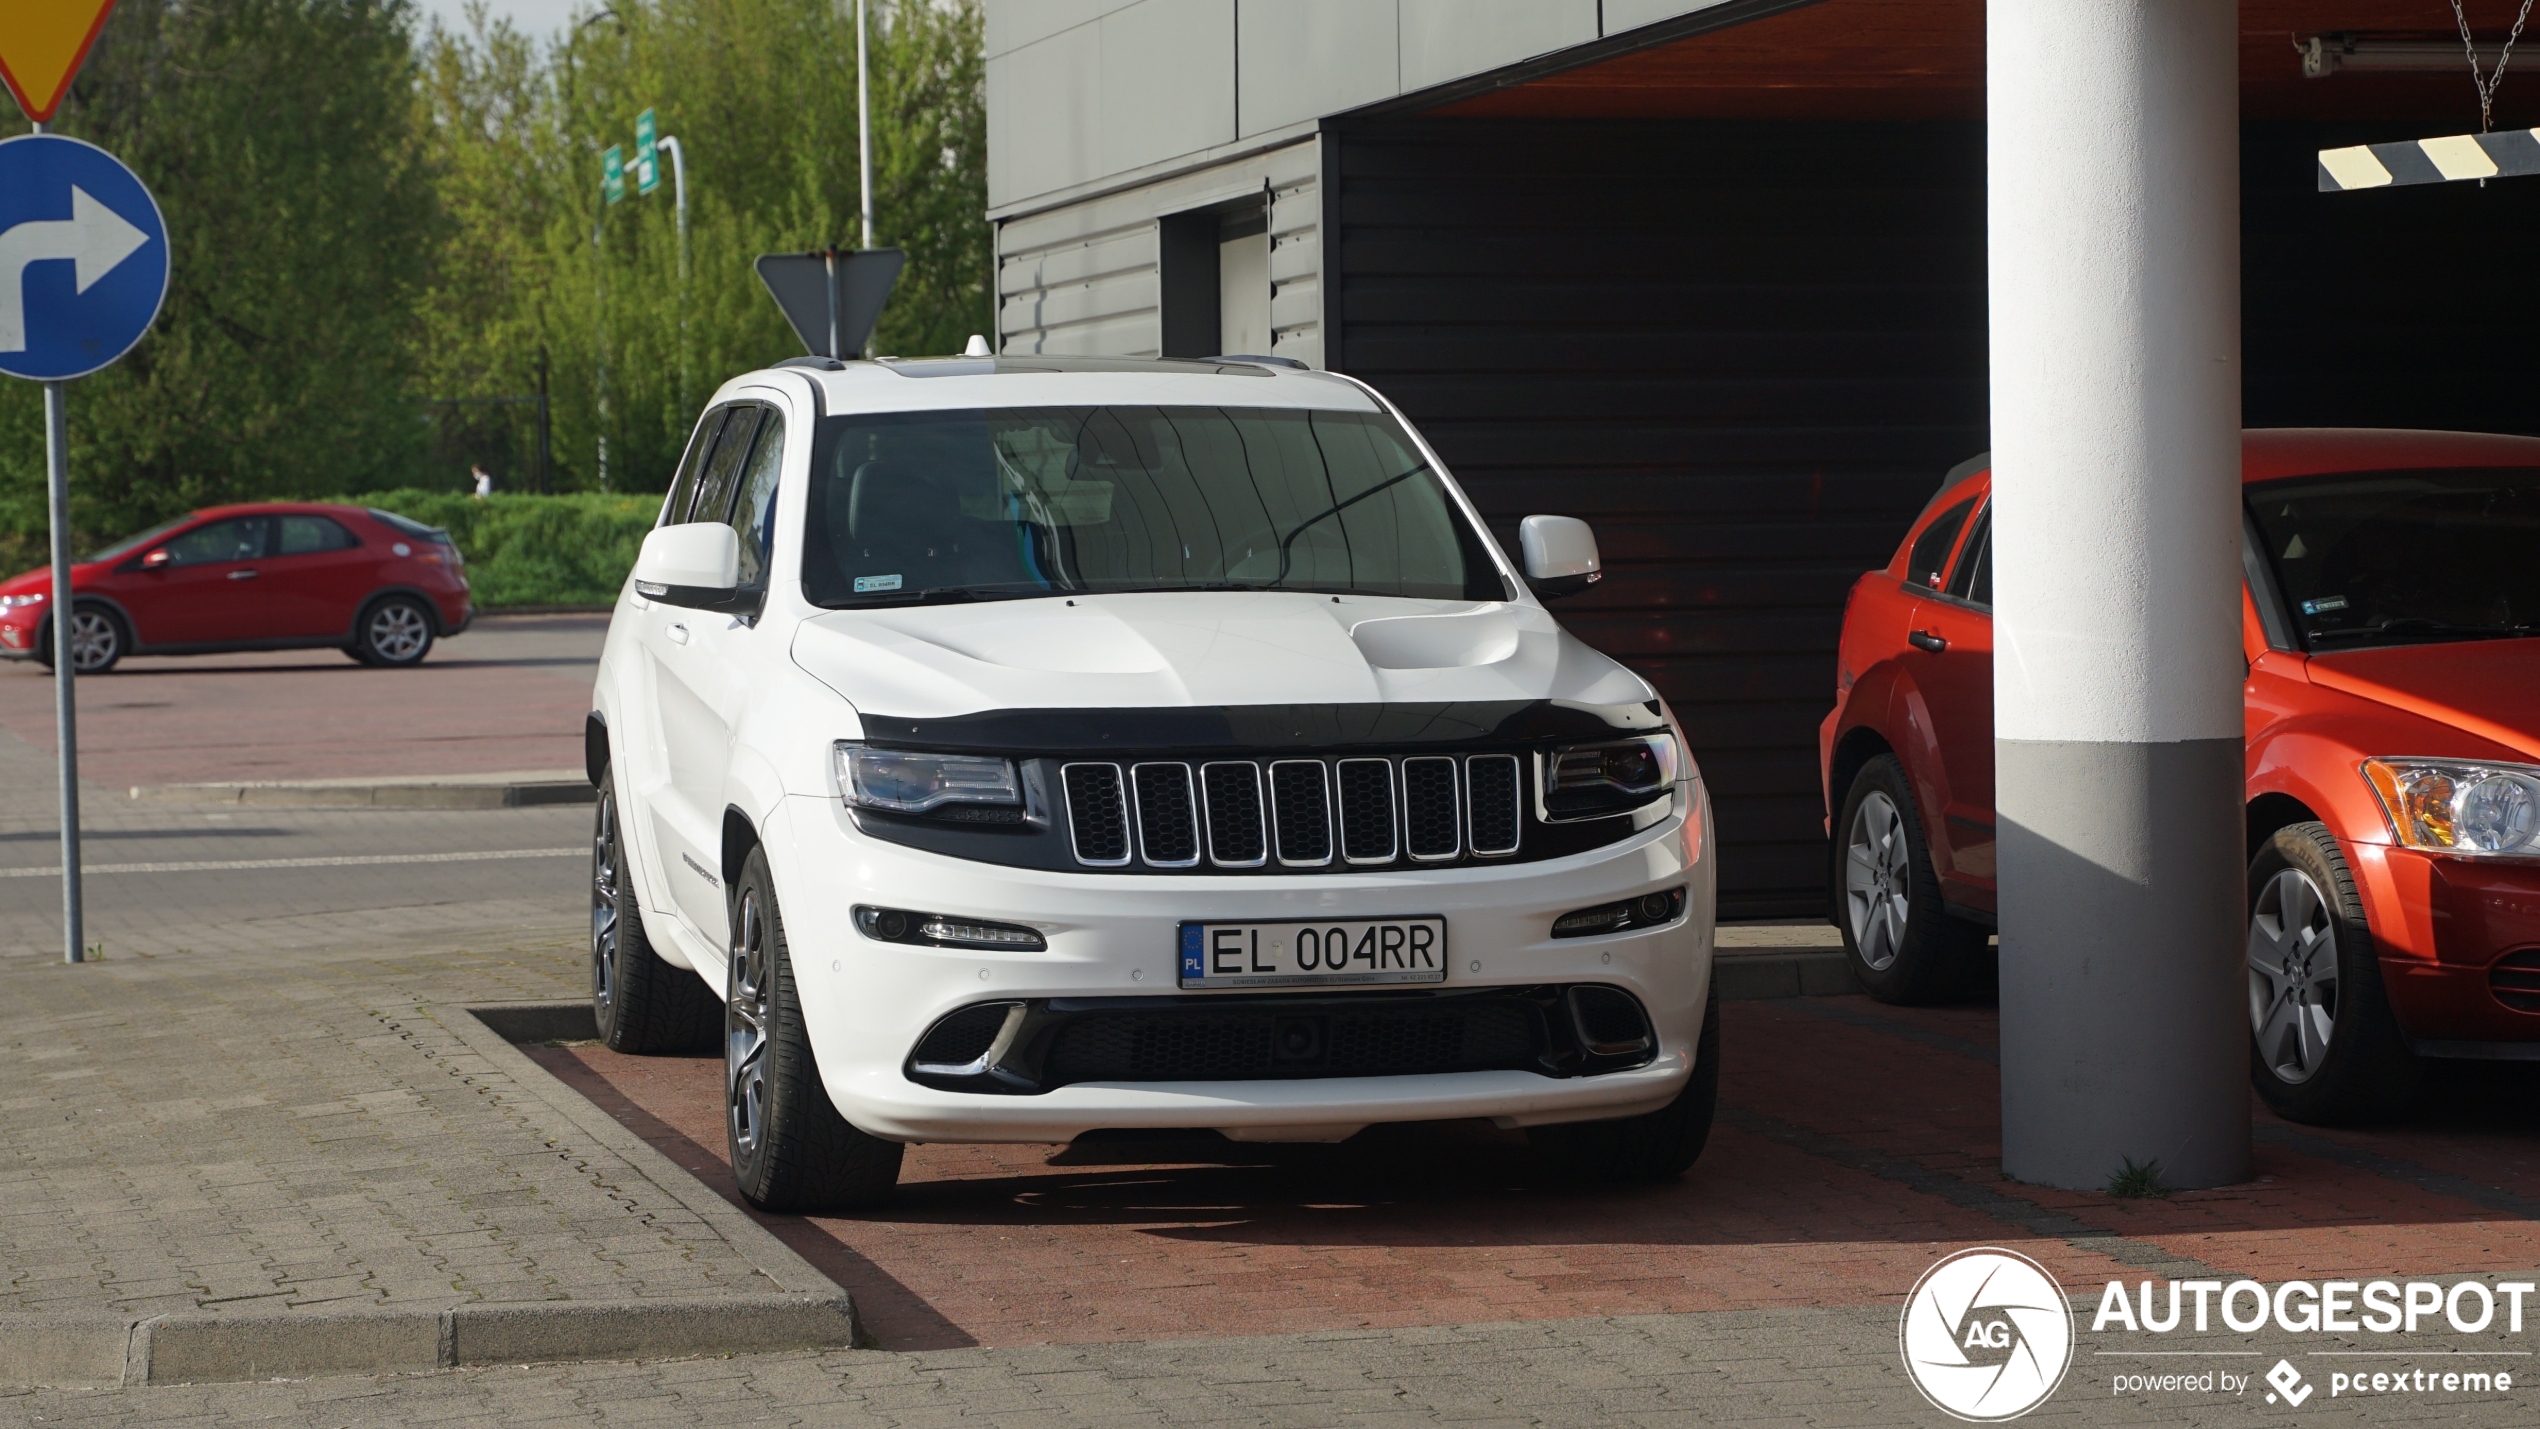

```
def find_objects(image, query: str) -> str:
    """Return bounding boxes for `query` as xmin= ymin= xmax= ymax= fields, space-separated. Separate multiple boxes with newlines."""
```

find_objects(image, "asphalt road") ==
xmin=0 ymin=614 xmax=604 ymax=961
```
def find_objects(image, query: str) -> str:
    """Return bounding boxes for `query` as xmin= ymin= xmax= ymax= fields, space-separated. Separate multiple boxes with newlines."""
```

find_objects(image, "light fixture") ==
xmin=2299 ymin=33 xmax=2508 ymax=78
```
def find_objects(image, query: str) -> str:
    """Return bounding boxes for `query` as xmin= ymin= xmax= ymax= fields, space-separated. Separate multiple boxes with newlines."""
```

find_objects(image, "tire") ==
xmin=725 ymin=846 xmax=904 ymax=1212
xmin=1833 ymin=755 xmax=1990 ymax=1004
xmin=2246 ymin=821 xmax=2421 ymax=1125
xmin=1530 ymin=978 xmax=1720 ymax=1182
xmin=35 ymin=604 xmax=127 ymax=674
xmin=590 ymin=767 xmax=719 ymax=1054
xmin=351 ymin=595 xmax=435 ymax=666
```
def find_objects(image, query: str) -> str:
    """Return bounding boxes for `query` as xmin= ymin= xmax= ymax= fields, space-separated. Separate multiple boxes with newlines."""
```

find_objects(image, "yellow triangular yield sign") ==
xmin=0 ymin=0 xmax=120 ymax=125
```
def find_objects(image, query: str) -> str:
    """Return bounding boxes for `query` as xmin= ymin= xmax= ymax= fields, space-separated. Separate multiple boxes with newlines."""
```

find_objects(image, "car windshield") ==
xmin=801 ymin=405 xmax=1507 ymax=607
xmin=84 ymin=516 xmax=193 ymax=564
xmin=2248 ymin=466 xmax=2540 ymax=649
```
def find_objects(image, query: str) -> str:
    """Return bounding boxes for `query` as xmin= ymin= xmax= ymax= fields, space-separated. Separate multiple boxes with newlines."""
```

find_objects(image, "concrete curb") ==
xmin=1714 ymin=948 xmax=1860 ymax=1000
xmin=0 ymin=1000 xmax=856 ymax=1389
xmin=129 ymin=770 xmax=592 ymax=809
xmin=0 ymin=1295 xmax=856 ymax=1389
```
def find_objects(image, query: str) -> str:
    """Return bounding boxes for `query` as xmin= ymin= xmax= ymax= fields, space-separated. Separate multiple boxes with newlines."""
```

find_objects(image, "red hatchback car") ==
xmin=1821 ymin=428 xmax=2540 ymax=1124
xmin=0 ymin=502 xmax=472 ymax=675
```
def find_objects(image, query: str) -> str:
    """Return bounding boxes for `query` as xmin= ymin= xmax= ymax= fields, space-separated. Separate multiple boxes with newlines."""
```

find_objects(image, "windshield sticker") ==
xmin=854 ymin=574 xmax=903 ymax=593
xmin=2302 ymin=595 xmax=2348 ymax=615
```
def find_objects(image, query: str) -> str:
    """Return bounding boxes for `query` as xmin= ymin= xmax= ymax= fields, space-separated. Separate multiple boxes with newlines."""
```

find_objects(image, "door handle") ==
xmin=228 ymin=568 xmax=259 ymax=581
xmin=667 ymin=622 xmax=690 ymax=645
xmin=1908 ymin=630 xmax=1947 ymax=653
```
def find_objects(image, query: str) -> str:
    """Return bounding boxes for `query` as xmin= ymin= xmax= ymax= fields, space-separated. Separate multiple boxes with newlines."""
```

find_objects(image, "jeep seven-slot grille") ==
xmin=1064 ymin=754 xmax=1523 ymax=871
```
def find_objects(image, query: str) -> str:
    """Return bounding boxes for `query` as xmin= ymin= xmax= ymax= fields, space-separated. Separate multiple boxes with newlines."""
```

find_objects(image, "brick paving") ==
xmin=0 ymin=613 xmax=601 ymax=789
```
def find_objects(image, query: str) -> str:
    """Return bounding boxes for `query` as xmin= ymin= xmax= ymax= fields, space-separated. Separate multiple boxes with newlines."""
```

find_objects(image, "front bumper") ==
xmin=2356 ymin=842 xmax=2540 ymax=1049
xmin=767 ymin=782 xmax=1715 ymax=1144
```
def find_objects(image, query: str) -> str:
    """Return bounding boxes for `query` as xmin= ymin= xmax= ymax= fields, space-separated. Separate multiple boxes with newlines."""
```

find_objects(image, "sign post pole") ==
xmin=2 ymin=6 xmax=172 ymax=965
xmin=43 ymin=375 xmax=80 ymax=964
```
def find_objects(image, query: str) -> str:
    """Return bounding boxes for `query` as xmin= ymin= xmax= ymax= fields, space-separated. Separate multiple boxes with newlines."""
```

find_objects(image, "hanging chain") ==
xmin=2453 ymin=0 xmax=2539 ymax=132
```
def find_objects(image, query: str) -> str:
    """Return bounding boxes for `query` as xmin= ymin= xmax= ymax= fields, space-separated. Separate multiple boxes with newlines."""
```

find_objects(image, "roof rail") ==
xmin=775 ymin=356 xmax=846 ymax=371
xmin=1207 ymin=353 xmax=1305 ymax=370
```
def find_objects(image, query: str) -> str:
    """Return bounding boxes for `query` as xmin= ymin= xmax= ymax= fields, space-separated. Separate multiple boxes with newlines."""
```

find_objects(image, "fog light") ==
xmin=855 ymin=905 xmax=1046 ymax=950
xmin=1551 ymin=887 xmax=1687 ymax=938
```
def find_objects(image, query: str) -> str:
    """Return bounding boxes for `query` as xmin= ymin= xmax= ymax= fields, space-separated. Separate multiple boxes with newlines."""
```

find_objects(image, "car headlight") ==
xmin=0 ymin=593 xmax=47 ymax=609
xmin=2363 ymin=758 xmax=2540 ymax=858
xmin=836 ymin=742 xmax=1021 ymax=815
xmin=1541 ymin=734 xmax=1679 ymax=821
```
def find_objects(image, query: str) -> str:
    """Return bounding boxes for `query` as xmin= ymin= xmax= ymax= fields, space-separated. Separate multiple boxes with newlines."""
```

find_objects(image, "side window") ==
xmin=275 ymin=515 xmax=359 ymax=555
xmin=164 ymin=518 xmax=267 ymax=567
xmin=663 ymin=408 xmax=730 ymax=527
xmin=1945 ymin=504 xmax=1990 ymax=606
xmin=728 ymin=411 xmax=785 ymax=589
xmin=689 ymin=405 xmax=764 ymax=527
xmin=1906 ymin=498 xmax=1975 ymax=591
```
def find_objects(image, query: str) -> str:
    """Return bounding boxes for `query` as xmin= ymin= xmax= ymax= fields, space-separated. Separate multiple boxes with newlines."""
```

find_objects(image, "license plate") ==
xmin=1177 ymin=917 xmax=1448 ymax=989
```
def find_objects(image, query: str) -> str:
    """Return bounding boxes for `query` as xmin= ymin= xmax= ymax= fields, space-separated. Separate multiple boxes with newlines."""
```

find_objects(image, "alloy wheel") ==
xmin=1844 ymin=789 xmax=1913 ymax=970
xmin=591 ymin=788 xmax=621 ymax=1016
xmin=368 ymin=602 xmax=430 ymax=662
xmin=726 ymin=889 xmax=772 ymax=1163
xmin=2249 ymin=866 xmax=2339 ymax=1083
xmin=68 ymin=610 xmax=117 ymax=672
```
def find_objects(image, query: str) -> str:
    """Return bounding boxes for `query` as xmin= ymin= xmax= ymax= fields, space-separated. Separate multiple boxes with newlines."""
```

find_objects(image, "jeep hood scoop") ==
xmin=790 ymin=591 xmax=1655 ymax=724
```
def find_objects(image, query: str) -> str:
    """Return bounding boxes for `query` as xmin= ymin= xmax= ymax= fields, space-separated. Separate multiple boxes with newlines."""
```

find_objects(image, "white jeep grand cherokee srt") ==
xmin=586 ymin=353 xmax=1718 ymax=1211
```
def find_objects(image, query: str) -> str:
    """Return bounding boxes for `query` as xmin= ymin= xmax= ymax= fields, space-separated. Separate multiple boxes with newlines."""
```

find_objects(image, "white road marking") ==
xmin=0 ymin=847 xmax=581 ymax=878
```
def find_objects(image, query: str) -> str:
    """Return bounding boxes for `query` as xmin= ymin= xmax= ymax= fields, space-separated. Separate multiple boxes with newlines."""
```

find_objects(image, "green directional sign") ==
xmin=635 ymin=108 xmax=659 ymax=195
xmin=602 ymin=144 xmax=625 ymax=204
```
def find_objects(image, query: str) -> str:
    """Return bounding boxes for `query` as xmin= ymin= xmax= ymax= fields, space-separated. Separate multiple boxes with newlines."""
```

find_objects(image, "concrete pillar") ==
xmin=1988 ymin=0 xmax=2252 ymax=1191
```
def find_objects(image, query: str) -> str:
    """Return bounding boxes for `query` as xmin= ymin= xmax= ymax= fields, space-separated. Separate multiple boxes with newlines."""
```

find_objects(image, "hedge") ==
xmin=339 ymin=490 xmax=661 ymax=608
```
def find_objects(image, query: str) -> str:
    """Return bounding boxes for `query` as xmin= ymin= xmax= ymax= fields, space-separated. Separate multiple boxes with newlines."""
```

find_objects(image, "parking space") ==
xmin=527 ymin=996 xmax=2540 ymax=1353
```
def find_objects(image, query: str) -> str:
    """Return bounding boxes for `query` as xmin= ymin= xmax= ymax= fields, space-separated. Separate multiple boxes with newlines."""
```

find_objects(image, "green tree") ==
xmin=416 ymin=0 xmax=988 ymax=496
xmin=0 ymin=0 xmax=438 ymax=556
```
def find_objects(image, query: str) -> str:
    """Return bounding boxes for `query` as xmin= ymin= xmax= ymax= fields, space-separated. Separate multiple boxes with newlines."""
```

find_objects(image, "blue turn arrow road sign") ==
xmin=0 ymin=133 xmax=166 ymax=381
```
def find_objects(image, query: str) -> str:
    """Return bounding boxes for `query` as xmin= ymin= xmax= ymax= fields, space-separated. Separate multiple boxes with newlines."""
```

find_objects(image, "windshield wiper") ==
xmin=2310 ymin=617 xmax=2537 ymax=644
xmin=837 ymin=585 xmax=1052 ymax=607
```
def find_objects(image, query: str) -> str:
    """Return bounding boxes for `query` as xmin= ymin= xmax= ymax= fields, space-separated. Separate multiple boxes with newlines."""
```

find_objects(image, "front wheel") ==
xmin=725 ymin=847 xmax=904 ymax=1212
xmin=1529 ymin=979 xmax=1719 ymax=1182
xmin=36 ymin=605 xmax=126 ymax=674
xmin=351 ymin=596 xmax=435 ymax=666
xmin=2247 ymin=821 xmax=2420 ymax=1124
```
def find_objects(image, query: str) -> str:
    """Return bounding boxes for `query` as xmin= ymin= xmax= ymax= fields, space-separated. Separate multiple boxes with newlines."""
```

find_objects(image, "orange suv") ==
xmin=1820 ymin=429 xmax=2540 ymax=1123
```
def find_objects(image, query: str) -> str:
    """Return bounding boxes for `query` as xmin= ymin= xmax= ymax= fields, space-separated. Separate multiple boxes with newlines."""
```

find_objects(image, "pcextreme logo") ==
xmin=1900 ymin=1248 xmax=2077 ymax=1421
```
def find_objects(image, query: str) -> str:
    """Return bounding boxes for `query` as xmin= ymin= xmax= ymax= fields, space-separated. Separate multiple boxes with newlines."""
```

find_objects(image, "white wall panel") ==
xmin=1598 ymin=0 xmax=1740 ymax=36
xmin=1235 ymin=0 xmax=1397 ymax=136
xmin=987 ymin=26 xmax=1102 ymax=204
xmin=1100 ymin=0 xmax=1236 ymax=175
xmin=985 ymin=0 xmax=1139 ymax=59
xmin=1398 ymin=0 xmax=1596 ymax=93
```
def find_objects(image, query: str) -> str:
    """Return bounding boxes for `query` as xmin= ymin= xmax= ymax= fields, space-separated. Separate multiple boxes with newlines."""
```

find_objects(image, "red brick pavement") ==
xmin=0 ymin=614 xmax=599 ymax=788
xmin=520 ymin=992 xmax=2540 ymax=1352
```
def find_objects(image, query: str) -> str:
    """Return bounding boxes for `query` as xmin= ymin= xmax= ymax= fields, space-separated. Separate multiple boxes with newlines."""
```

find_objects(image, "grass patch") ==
xmin=2107 ymin=1155 xmax=2173 ymax=1200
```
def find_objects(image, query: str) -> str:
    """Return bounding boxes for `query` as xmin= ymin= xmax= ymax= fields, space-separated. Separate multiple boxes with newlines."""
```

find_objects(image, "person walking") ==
xmin=471 ymin=464 xmax=494 ymax=499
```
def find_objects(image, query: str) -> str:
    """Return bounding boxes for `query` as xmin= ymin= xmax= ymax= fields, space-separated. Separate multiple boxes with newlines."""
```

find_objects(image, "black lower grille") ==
xmin=1045 ymin=1000 xmax=1538 ymax=1084
xmin=2492 ymin=949 xmax=2540 ymax=1012
xmin=911 ymin=1003 xmax=1014 ymax=1068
